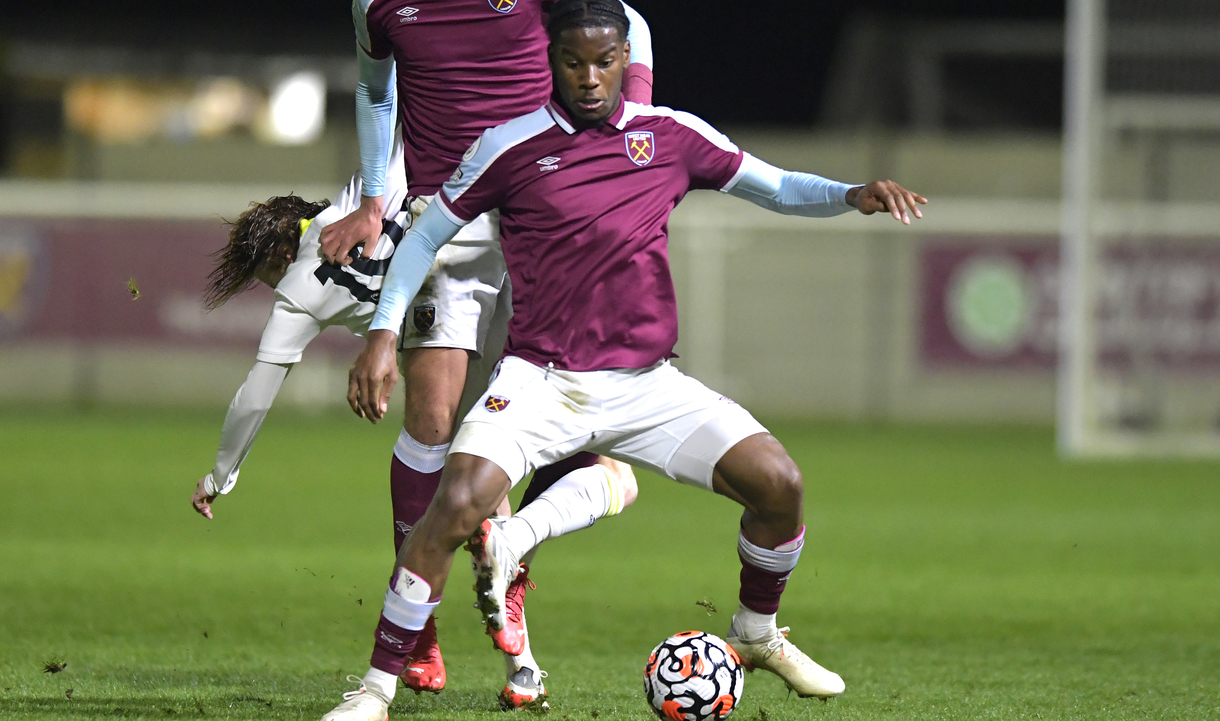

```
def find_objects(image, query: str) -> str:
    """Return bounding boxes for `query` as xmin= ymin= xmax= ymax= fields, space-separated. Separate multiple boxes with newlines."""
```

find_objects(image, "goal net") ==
xmin=1060 ymin=0 xmax=1220 ymax=455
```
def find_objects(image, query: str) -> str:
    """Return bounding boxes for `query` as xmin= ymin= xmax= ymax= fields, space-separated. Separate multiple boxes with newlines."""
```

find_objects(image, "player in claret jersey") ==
xmin=333 ymin=1 xmax=928 ymax=718
xmin=318 ymin=0 xmax=656 ymax=711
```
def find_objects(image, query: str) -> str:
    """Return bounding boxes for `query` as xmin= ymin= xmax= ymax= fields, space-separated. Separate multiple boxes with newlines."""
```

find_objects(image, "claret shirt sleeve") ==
xmin=670 ymin=110 xmax=746 ymax=192
xmin=437 ymin=131 xmax=516 ymax=224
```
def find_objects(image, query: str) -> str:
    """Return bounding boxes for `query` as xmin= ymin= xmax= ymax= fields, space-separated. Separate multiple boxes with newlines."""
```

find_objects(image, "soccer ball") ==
xmin=643 ymin=631 xmax=744 ymax=721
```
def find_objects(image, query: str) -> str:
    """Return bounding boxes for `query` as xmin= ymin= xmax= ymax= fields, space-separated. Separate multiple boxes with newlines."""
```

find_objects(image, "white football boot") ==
xmin=500 ymin=665 xmax=549 ymax=710
xmin=726 ymin=627 xmax=845 ymax=698
xmin=465 ymin=518 xmax=523 ymax=652
xmin=321 ymin=676 xmax=390 ymax=721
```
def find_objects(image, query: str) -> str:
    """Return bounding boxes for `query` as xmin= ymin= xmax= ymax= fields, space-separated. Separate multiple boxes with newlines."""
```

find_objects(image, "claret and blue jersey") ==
xmin=436 ymin=97 xmax=747 ymax=372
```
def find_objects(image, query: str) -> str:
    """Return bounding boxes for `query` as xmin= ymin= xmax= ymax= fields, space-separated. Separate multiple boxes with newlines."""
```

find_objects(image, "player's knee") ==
xmin=755 ymin=454 xmax=803 ymax=516
xmin=617 ymin=467 xmax=639 ymax=507
xmin=432 ymin=482 xmax=486 ymax=544
xmin=598 ymin=457 xmax=638 ymax=507
xmin=402 ymin=404 xmax=459 ymax=446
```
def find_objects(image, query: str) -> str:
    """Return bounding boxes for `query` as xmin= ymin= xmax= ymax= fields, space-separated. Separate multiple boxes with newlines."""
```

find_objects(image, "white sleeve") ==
xmin=622 ymin=2 xmax=653 ymax=69
xmin=353 ymin=0 xmax=397 ymax=197
xmin=725 ymin=153 xmax=859 ymax=218
xmin=257 ymin=296 xmax=325 ymax=364
xmin=206 ymin=361 xmax=291 ymax=496
xmin=368 ymin=202 xmax=465 ymax=333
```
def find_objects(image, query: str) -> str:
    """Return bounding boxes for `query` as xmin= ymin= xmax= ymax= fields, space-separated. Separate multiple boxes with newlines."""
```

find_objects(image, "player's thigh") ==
xmin=449 ymin=356 xmax=594 ymax=488
xmin=398 ymin=347 xmax=470 ymax=443
xmin=599 ymin=372 xmax=769 ymax=492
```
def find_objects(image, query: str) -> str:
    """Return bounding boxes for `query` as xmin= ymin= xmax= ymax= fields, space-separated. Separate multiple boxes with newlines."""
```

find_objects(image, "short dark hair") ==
xmin=204 ymin=194 xmax=328 ymax=309
xmin=546 ymin=0 xmax=630 ymax=44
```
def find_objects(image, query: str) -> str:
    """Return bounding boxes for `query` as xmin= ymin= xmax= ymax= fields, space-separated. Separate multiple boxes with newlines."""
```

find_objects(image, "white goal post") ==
xmin=1059 ymin=0 xmax=1220 ymax=456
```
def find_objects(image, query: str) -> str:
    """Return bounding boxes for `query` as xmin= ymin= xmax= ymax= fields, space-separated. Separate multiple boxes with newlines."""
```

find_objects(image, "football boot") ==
xmin=465 ymin=519 xmax=524 ymax=654
xmin=321 ymin=676 xmax=390 ymax=721
xmin=500 ymin=666 xmax=548 ymax=710
xmin=400 ymin=615 xmax=445 ymax=694
xmin=726 ymin=626 xmax=845 ymax=698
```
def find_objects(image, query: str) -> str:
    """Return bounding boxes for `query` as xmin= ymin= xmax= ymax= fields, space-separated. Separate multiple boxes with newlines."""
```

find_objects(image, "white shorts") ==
xmin=396 ymin=202 xmax=511 ymax=418
xmin=450 ymin=356 xmax=769 ymax=491
xmin=398 ymin=207 xmax=509 ymax=359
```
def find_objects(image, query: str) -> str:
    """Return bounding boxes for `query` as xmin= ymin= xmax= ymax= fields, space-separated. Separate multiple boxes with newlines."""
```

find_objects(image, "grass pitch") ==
xmin=1 ymin=408 xmax=1217 ymax=720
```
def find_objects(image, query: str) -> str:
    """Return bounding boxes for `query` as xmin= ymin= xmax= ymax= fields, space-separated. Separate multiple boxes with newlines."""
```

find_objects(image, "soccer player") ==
xmin=331 ymin=0 xmax=927 ymax=717
xmin=317 ymin=0 xmax=655 ymax=706
xmin=188 ymin=135 xmax=636 ymax=706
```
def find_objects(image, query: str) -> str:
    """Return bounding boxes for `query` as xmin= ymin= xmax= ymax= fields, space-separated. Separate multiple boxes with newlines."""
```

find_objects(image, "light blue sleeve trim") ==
xmin=369 ymin=203 xmax=466 ymax=333
xmin=725 ymin=153 xmax=858 ymax=218
xmin=622 ymin=2 xmax=653 ymax=69
xmin=355 ymin=46 xmax=397 ymax=197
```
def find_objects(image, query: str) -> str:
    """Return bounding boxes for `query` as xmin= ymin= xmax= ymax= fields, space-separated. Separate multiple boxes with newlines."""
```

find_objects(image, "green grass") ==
xmin=1 ymin=408 xmax=1218 ymax=720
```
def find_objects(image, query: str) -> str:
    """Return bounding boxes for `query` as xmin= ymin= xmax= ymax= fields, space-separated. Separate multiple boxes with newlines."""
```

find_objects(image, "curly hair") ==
xmin=204 ymin=194 xmax=329 ymax=309
xmin=546 ymin=0 xmax=629 ymax=44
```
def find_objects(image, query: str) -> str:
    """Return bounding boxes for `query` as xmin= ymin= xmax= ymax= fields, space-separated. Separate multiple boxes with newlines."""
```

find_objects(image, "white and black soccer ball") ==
xmin=643 ymin=631 xmax=744 ymax=721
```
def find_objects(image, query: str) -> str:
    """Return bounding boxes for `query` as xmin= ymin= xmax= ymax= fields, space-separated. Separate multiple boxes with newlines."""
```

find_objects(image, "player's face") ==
xmin=550 ymin=26 xmax=630 ymax=126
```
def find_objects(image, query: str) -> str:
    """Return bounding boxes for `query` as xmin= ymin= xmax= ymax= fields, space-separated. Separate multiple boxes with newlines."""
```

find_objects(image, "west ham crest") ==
xmin=413 ymin=305 xmax=436 ymax=333
xmin=484 ymin=396 xmax=510 ymax=412
xmin=625 ymin=131 xmax=655 ymax=166
xmin=488 ymin=0 xmax=516 ymax=13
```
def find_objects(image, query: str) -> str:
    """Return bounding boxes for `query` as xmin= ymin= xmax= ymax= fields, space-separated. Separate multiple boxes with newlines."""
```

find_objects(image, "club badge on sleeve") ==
xmin=488 ymin=0 xmax=516 ymax=13
xmin=625 ymin=131 xmax=655 ymax=166
xmin=484 ymin=396 xmax=511 ymax=412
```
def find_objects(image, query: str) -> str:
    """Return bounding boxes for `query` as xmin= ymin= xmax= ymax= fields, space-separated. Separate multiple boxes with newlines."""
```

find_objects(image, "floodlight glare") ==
xmin=266 ymin=71 xmax=326 ymax=145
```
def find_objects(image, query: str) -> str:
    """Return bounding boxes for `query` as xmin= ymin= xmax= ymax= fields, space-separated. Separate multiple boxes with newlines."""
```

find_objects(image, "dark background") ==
xmin=3 ymin=0 xmax=1066 ymax=128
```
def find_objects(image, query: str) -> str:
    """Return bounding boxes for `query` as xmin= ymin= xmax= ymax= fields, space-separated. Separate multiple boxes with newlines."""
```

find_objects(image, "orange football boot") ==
xmin=400 ymin=615 xmax=445 ymax=694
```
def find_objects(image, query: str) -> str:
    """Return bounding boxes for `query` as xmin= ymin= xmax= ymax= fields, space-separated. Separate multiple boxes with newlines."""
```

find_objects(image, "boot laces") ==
xmin=504 ymin=565 xmax=535 ymax=623
xmin=341 ymin=675 xmax=369 ymax=701
xmin=762 ymin=627 xmax=792 ymax=657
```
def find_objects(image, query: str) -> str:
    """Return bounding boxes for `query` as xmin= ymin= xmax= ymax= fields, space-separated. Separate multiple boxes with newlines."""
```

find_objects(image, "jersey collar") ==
xmin=547 ymin=92 xmax=628 ymax=135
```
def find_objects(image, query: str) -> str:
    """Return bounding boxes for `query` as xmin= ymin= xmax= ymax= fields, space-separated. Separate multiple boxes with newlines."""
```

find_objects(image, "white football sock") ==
xmin=504 ymin=612 xmax=539 ymax=678
xmin=362 ymin=667 xmax=398 ymax=701
xmin=499 ymin=465 xmax=621 ymax=559
xmin=394 ymin=428 xmax=448 ymax=472
xmin=729 ymin=604 xmax=778 ymax=643
xmin=520 ymin=546 xmax=538 ymax=568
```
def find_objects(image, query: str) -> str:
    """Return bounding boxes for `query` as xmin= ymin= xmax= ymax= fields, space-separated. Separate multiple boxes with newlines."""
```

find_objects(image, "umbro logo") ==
xmin=398 ymin=6 xmax=419 ymax=21
xmin=536 ymin=156 xmax=560 ymax=171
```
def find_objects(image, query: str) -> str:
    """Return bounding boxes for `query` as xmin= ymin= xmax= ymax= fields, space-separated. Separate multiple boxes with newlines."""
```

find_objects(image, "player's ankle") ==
xmin=363 ymin=667 xmax=398 ymax=702
xmin=729 ymin=604 xmax=777 ymax=642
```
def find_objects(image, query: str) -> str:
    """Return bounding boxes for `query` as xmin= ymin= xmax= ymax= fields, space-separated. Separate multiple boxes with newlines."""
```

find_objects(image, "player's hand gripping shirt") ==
xmin=371 ymin=98 xmax=857 ymax=372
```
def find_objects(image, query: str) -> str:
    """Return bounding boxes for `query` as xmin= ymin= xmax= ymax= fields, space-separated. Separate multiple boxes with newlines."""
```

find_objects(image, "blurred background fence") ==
xmin=1 ymin=1 xmax=1219 ymax=441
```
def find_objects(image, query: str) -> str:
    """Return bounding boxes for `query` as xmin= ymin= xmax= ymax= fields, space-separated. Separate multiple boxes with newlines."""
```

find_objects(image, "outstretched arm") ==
xmin=347 ymin=202 xmax=466 ymax=423
xmin=320 ymin=2 xmax=398 ymax=265
xmin=191 ymin=361 xmax=292 ymax=519
xmin=726 ymin=153 xmax=926 ymax=224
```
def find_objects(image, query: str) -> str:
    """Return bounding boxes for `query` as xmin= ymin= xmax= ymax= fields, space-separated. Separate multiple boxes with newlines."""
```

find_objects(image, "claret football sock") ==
xmin=732 ymin=526 xmax=805 ymax=638
xmin=370 ymin=567 xmax=440 ymax=681
xmin=391 ymin=429 xmax=448 ymax=552
xmin=498 ymin=465 xmax=621 ymax=559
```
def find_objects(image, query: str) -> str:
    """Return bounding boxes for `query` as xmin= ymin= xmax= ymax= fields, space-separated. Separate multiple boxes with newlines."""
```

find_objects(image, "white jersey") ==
xmin=255 ymin=137 xmax=412 ymax=364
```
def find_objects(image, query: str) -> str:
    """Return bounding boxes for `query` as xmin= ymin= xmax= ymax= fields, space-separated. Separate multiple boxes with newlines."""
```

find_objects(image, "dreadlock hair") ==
xmin=546 ymin=0 xmax=629 ymax=44
xmin=204 ymin=194 xmax=329 ymax=309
